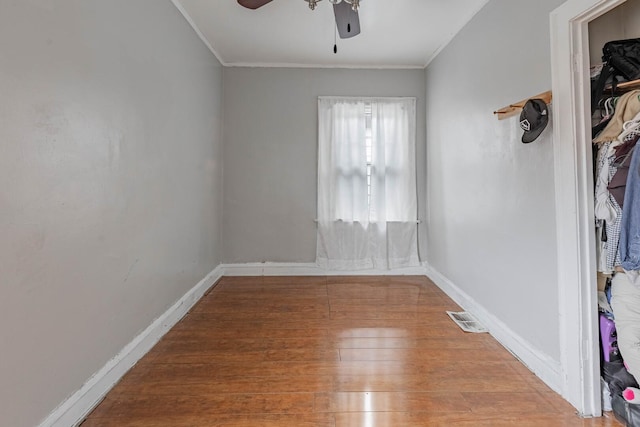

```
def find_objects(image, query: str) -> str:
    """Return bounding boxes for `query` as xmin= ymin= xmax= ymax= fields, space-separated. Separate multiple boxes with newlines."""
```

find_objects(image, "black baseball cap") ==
xmin=519 ymin=99 xmax=549 ymax=143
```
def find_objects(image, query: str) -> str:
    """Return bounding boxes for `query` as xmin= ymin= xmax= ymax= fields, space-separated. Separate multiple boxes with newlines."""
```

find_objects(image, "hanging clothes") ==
xmin=594 ymin=90 xmax=640 ymax=144
xmin=611 ymin=272 xmax=640 ymax=385
xmin=595 ymin=141 xmax=618 ymax=223
xmin=606 ymin=199 xmax=623 ymax=272
xmin=594 ymin=109 xmax=640 ymax=272
xmin=620 ymin=141 xmax=640 ymax=273
xmin=609 ymin=135 xmax=640 ymax=208
xmin=594 ymin=141 xmax=621 ymax=273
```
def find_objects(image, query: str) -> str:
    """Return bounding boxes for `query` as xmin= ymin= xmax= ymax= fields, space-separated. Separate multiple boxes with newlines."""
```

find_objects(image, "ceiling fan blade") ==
xmin=237 ymin=0 xmax=273 ymax=10
xmin=333 ymin=2 xmax=360 ymax=39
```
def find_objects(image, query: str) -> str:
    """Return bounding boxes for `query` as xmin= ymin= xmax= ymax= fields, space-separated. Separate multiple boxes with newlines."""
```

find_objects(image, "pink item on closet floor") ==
xmin=623 ymin=387 xmax=640 ymax=404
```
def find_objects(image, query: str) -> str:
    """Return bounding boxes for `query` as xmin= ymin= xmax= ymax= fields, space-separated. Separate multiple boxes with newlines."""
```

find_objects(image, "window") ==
xmin=316 ymin=96 xmax=419 ymax=270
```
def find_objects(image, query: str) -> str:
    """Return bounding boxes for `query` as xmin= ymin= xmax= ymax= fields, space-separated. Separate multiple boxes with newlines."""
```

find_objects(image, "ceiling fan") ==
xmin=237 ymin=0 xmax=361 ymax=39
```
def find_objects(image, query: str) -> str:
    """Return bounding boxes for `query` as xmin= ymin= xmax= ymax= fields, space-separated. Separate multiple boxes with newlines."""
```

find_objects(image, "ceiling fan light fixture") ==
xmin=304 ymin=0 xmax=321 ymax=10
xmin=343 ymin=0 xmax=359 ymax=11
xmin=328 ymin=0 xmax=342 ymax=4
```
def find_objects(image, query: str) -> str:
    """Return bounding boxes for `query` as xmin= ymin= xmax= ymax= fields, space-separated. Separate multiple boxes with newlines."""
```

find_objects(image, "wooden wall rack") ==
xmin=493 ymin=90 xmax=553 ymax=120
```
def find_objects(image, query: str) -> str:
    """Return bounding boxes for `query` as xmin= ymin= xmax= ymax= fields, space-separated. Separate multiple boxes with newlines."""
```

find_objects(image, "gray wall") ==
xmin=222 ymin=67 xmax=427 ymax=263
xmin=0 ymin=1 xmax=223 ymax=426
xmin=425 ymin=0 xmax=564 ymax=360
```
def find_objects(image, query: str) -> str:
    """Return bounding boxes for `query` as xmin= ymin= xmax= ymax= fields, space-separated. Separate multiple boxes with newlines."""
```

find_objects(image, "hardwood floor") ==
xmin=81 ymin=276 xmax=622 ymax=426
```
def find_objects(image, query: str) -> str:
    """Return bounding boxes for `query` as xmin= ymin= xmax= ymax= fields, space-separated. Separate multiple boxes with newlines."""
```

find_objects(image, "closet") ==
xmin=589 ymin=1 xmax=640 ymax=422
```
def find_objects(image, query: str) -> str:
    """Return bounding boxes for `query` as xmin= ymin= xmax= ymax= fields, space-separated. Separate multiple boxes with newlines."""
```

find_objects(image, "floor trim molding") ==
xmin=424 ymin=264 xmax=563 ymax=395
xmin=221 ymin=262 xmax=427 ymax=276
xmin=38 ymin=265 xmax=224 ymax=427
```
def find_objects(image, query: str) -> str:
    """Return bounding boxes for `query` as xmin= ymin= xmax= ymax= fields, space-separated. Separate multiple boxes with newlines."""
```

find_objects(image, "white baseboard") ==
xmin=221 ymin=262 xmax=427 ymax=276
xmin=38 ymin=265 xmax=224 ymax=427
xmin=424 ymin=263 xmax=563 ymax=395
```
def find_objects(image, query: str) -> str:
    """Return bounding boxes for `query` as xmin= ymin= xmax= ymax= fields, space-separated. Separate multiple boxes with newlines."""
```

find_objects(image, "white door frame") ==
xmin=550 ymin=0 xmax=627 ymax=417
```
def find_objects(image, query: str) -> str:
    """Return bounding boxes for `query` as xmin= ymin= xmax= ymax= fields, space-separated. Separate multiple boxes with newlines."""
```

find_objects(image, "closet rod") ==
xmin=604 ymin=78 xmax=640 ymax=93
xmin=493 ymin=90 xmax=553 ymax=120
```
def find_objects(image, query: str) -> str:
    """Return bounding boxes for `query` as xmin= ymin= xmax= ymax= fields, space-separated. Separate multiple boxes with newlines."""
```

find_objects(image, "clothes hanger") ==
xmin=605 ymin=97 xmax=616 ymax=117
xmin=617 ymin=109 xmax=640 ymax=142
xmin=598 ymin=97 xmax=609 ymax=118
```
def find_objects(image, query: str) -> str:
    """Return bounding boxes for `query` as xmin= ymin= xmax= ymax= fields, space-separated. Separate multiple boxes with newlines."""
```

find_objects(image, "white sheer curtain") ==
xmin=316 ymin=96 xmax=419 ymax=270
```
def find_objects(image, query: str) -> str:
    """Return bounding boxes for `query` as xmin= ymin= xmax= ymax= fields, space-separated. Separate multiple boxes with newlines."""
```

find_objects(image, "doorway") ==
xmin=550 ymin=0 xmax=628 ymax=418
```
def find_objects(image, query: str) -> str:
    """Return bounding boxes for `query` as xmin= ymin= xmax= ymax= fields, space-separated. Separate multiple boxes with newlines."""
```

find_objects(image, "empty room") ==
xmin=3 ymin=0 xmax=640 ymax=426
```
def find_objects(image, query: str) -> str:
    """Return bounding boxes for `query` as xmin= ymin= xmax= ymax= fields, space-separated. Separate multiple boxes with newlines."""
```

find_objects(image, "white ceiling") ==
xmin=172 ymin=0 xmax=489 ymax=68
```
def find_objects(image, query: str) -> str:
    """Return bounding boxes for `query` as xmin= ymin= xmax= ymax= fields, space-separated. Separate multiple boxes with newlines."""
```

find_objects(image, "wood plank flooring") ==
xmin=81 ymin=276 xmax=622 ymax=426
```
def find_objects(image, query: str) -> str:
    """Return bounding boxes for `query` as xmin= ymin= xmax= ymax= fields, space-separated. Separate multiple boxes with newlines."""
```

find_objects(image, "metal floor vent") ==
xmin=446 ymin=311 xmax=488 ymax=333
